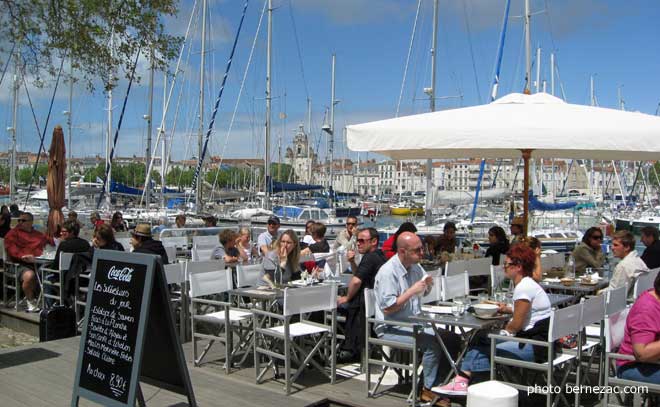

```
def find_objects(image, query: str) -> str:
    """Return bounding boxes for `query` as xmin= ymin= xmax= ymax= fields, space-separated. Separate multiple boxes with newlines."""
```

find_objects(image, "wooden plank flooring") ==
xmin=0 ymin=336 xmax=410 ymax=407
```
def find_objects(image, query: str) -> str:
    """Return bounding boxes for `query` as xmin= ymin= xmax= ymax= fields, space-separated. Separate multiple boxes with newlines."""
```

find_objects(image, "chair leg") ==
xmin=284 ymin=336 xmax=291 ymax=395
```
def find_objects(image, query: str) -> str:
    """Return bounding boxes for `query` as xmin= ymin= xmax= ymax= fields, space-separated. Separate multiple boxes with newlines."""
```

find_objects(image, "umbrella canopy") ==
xmin=347 ymin=93 xmax=660 ymax=161
xmin=346 ymin=92 xmax=660 ymax=234
xmin=47 ymin=125 xmax=66 ymax=238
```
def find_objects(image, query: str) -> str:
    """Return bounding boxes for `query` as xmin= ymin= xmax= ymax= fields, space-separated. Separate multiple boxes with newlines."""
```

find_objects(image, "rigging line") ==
xmin=191 ymin=0 xmax=250 ymax=197
xmin=461 ymin=0 xmax=482 ymax=104
xmin=141 ymin=0 xmax=198 ymax=200
xmin=542 ymin=0 xmax=558 ymax=52
xmin=287 ymin=0 xmax=309 ymax=100
xmin=396 ymin=0 xmax=422 ymax=117
xmin=211 ymin=0 xmax=267 ymax=196
xmin=0 ymin=42 xmax=16 ymax=89
xmin=23 ymin=54 xmax=67 ymax=208
xmin=96 ymin=47 xmax=142 ymax=209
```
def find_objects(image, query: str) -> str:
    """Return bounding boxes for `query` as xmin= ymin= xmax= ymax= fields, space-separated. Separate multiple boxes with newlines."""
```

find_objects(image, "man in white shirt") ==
xmin=609 ymin=230 xmax=648 ymax=294
xmin=258 ymin=216 xmax=281 ymax=256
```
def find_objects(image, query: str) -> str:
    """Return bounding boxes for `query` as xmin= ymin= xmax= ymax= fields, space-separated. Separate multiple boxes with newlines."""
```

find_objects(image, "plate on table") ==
xmin=579 ymin=280 xmax=599 ymax=286
xmin=542 ymin=277 xmax=561 ymax=284
xmin=470 ymin=311 xmax=508 ymax=320
xmin=421 ymin=305 xmax=452 ymax=314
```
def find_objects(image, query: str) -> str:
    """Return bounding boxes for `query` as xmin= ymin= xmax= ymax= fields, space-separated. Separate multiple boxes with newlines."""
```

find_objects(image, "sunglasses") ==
xmin=17 ymin=219 xmax=29 ymax=223
xmin=267 ymin=222 xmax=279 ymax=226
xmin=591 ymin=235 xmax=603 ymax=240
xmin=346 ymin=222 xmax=357 ymax=226
xmin=407 ymin=246 xmax=424 ymax=253
xmin=356 ymin=238 xmax=373 ymax=244
xmin=504 ymin=261 xmax=518 ymax=268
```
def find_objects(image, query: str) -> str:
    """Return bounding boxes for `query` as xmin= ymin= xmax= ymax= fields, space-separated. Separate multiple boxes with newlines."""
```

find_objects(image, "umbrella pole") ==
xmin=522 ymin=149 xmax=532 ymax=237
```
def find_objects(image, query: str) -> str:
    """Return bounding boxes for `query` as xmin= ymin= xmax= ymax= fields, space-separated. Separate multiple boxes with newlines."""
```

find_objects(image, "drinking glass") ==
xmin=451 ymin=302 xmax=462 ymax=320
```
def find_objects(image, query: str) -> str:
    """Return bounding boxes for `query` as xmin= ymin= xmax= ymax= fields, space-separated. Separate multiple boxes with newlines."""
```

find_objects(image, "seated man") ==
xmin=609 ymin=230 xmax=648 ymax=295
xmin=374 ymin=232 xmax=460 ymax=404
xmin=337 ymin=227 xmax=386 ymax=362
xmin=616 ymin=272 xmax=660 ymax=384
xmin=4 ymin=212 xmax=53 ymax=312
xmin=45 ymin=219 xmax=91 ymax=306
xmin=212 ymin=229 xmax=240 ymax=263
xmin=640 ymin=226 xmax=660 ymax=270
xmin=258 ymin=216 xmax=281 ymax=256
xmin=130 ymin=223 xmax=169 ymax=265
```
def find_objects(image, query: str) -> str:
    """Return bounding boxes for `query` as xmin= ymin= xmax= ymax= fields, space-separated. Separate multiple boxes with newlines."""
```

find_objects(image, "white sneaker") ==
xmin=26 ymin=299 xmax=40 ymax=313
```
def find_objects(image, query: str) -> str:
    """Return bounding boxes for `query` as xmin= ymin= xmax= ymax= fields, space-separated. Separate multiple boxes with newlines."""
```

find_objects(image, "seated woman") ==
xmin=92 ymin=224 xmax=126 ymax=252
xmin=258 ymin=229 xmax=302 ymax=287
xmin=382 ymin=222 xmax=417 ymax=259
xmin=434 ymin=244 xmax=552 ymax=396
xmin=616 ymin=272 xmax=660 ymax=384
xmin=212 ymin=229 xmax=240 ymax=263
xmin=485 ymin=226 xmax=510 ymax=266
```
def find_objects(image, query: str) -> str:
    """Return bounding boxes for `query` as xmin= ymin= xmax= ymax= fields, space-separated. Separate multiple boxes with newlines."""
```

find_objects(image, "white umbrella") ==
xmin=347 ymin=93 xmax=660 ymax=232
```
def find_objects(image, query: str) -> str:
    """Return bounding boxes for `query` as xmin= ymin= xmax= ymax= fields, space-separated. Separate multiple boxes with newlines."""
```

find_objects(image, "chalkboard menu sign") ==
xmin=71 ymin=250 xmax=195 ymax=407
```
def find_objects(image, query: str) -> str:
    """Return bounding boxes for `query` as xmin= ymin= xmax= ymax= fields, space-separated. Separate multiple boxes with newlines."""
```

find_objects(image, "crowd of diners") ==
xmin=2 ymin=206 xmax=658 ymax=401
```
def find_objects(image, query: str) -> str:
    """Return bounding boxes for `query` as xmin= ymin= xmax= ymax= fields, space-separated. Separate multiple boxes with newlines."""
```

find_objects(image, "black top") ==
xmin=90 ymin=240 xmax=126 ymax=258
xmin=308 ymin=239 xmax=330 ymax=253
xmin=133 ymin=239 xmax=169 ymax=265
xmin=350 ymin=249 xmax=387 ymax=308
xmin=0 ymin=213 xmax=10 ymax=237
xmin=641 ymin=240 xmax=660 ymax=269
xmin=52 ymin=237 xmax=91 ymax=269
xmin=485 ymin=240 xmax=510 ymax=266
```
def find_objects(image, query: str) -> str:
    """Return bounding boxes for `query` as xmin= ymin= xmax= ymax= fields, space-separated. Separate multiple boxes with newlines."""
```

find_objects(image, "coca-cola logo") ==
xmin=107 ymin=265 xmax=134 ymax=283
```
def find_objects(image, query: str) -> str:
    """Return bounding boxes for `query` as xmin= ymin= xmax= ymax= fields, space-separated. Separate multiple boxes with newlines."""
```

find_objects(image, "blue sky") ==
xmin=1 ymin=0 xmax=660 ymax=165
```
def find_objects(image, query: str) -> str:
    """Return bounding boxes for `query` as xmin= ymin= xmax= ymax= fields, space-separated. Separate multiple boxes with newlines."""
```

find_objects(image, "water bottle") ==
xmin=566 ymin=254 xmax=575 ymax=279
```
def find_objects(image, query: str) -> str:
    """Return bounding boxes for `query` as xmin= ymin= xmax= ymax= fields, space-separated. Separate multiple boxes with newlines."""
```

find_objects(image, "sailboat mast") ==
xmin=425 ymin=0 xmax=439 ymax=226
xmin=67 ymin=61 xmax=74 ymax=210
xmin=9 ymin=56 xmax=19 ymax=202
xmin=160 ymin=73 xmax=167 ymax=208
xmin=145 ymin=47 xmax=155 ymax=209
xmin=106 ymin=34 xmax=114 ymax=210
xmin=329 ymin=53 xmax=336 ymax=208
xmin=524 ymin=0 xmax=532 ymax=93
xmin=264 ymin=0 xmax=273 ymax=208
xmin=197 ymin=0 xmax=207 ymax=212
xmin=307 ymin=98 xmax=312 ymax=184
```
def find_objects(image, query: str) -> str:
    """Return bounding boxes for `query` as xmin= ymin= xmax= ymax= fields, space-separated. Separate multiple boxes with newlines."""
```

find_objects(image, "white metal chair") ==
xmin=164 ymin=246 xmax=176 ymax=263
xmin=192 ymin=245 xmax=215 ymax=262
xmin=116 ymin=237 xmax=131 ymax=251
xmin=161 ymin=236 xmax=188 ymax=249
xmin=192 ymin=235 xmax=218 ymax=248
xmin=1 ymin=238 xmax=22 ymax=310
xmin=490 ymin=302 xmax=582 ymax=407
xmin=441 ymin=272 xmax=470 ymax=302
xmin=40 ymin=252 xmax=74 ymax=307
xmin=445 ymin=259 xmax=469 ymax=276
xmin=575 ymin=294 xmax=606 ymax=404
xmin=364 ymin=288 xmax=419 ymax=404
xmin=632 ymin=267 xmax=660 ymax=300
xmin=236 ymin=263 xmax=263 ymax=288
xmin=602 ymin=304 xmax=660 ymax=406
xmin=253 ymin=284 xmax=338 ymax=394
xmin=490 ymin=264 xmax=507 ymax=295
xmin=190 ymin=268 xmax=251 ymax=373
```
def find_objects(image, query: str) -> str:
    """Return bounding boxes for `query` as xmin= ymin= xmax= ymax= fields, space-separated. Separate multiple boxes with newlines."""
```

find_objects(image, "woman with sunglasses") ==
xmin=434 ymin=244 xmax=552 ymax=396
xmin=572 ymin=226 xmax=605 ymax=276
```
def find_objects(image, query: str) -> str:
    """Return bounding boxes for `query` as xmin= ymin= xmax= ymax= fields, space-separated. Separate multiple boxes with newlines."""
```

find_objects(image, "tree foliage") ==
xmin=0 ymin=0 xmax=182 ymax=91
xmin=84 ymin=163 xmax=160 ymax=187
xmin=17 ymin=164 xmax=48 ymax=185
xmin=270 ymin=163 xmax=293 ymax=183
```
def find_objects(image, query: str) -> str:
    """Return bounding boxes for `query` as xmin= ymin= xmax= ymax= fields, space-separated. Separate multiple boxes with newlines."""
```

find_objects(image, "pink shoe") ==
xmin=431 ymin=375 xmax=469 ymax=396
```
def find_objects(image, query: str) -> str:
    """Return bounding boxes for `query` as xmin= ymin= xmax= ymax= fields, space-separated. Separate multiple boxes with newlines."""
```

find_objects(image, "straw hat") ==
xmin=131 ymin=223 xmax=152 ymax=237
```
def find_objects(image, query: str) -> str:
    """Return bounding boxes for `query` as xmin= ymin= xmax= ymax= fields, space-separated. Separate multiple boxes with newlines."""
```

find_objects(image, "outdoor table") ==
xmin=540 ymin=278 xmax=609 ymax=296
xmin=410 ymin=310 xmax=505 ymax=384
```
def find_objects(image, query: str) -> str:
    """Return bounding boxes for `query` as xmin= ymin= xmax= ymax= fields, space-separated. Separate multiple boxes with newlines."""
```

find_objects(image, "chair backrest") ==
xmin=632 ymin=268 xmax=660 ymax=300
xmin=164 ymin=262 xmax=184 ymax=284
xmin=540 ymin=255 xmax=554 ymax=272
xmin=441 ymin=272 xmax=469 ymax=301
xmin=604 ymin=307 xmax=630 ymax=352
xmin=466 ymin=257 xmax=492 ymax=277
xmin=116 ymin=237 xmax=131 ymax=252
xmin=606 ymin=285 xmax=628 ymax=316
xmin=161 ymin=236 xmax=188 ymax=248
xmin=0 ymin=238 xmax=5 ymax=262
xmin=192 ymin=246 xmax=215 ymax=262
xmin=236 ymin=263 xmax=263 ymax=287
xmin=364 ymin=288 xmax=376 ymax=318
xmin=551 ymin=253 xmax=566 ymax=268
xmin=549 ymin=302 xmax=582 ymax=341
xmin=59 ymin=252 xmax=75 ymax=271
xmin=283 ymin=283 xmax=338 ymax=316
xmin=580 ymin=294 xmax=606 ymax=328
xmin=445 ymin=259 xmax=469 ymax=277
xmin=192 ymin=235 xmax=218 ymax=248
xmin=185 ymin=260 xmax=226 ymax=281
xmin=490 ymin=265 xmax=505 ymax=293
xmin=422 ymin=275 xmax=443 ymax=304
xmin=189 ymin=269 xmax=233 ymax=298
xmin=164 ymin=246 xmax=176 ymax=263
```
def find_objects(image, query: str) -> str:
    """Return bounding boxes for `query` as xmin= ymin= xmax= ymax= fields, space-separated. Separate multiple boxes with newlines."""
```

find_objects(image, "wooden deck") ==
xmin=0 ymin=336 xmax=412 ymax=407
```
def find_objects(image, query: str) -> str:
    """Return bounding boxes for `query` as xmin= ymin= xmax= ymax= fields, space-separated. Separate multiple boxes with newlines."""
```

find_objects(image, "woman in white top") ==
xmin=434 ymin=243 xmax=552 ymax=396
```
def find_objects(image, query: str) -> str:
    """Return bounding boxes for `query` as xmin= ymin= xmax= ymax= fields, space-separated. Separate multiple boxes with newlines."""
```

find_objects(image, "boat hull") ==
xmin=390 ymin=207 xmax=424 ymax=216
